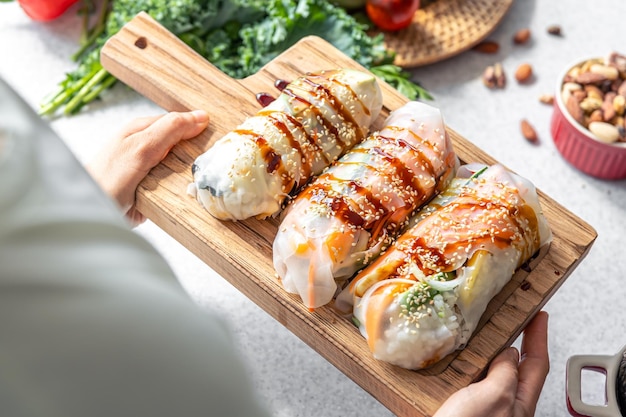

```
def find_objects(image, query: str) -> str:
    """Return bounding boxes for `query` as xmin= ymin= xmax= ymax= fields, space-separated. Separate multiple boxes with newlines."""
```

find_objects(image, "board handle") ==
xmin=100 ymin=12 xmax=257 ymax=126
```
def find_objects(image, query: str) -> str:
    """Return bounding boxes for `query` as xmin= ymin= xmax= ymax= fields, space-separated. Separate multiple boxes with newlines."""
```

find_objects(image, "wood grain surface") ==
xmin=100 ymin=13 xmax=597 ymax=417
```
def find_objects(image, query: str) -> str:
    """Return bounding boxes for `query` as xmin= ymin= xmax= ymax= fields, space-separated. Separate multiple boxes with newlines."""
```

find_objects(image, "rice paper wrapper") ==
xmin=189 ymin=68 xmax=383 ymax=221
xmin=349 ymin=163 xmax=552 ymax=369
xmin=273 ymin=102 xmax=459 ymax=309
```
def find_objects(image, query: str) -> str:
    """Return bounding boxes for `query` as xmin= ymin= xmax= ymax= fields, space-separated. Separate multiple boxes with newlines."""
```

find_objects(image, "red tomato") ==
xmin=366 ymin=0 xmax=420 ymax=32
xmin=18 ymin=0 xmax=80 ymax=21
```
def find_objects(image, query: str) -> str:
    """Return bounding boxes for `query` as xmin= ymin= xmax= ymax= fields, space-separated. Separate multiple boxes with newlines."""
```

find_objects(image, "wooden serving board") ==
xmin=101 ymin=13 xmax=597 ymax=417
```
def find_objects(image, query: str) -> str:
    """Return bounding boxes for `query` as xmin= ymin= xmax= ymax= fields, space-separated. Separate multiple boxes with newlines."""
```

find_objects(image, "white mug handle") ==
xmin=566 ymin=353 xmax=621 ymax=417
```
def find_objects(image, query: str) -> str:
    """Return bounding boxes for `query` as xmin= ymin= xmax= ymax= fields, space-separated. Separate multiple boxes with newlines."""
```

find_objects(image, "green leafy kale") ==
xmin=41 ymin=0 xmax=431 ymax=116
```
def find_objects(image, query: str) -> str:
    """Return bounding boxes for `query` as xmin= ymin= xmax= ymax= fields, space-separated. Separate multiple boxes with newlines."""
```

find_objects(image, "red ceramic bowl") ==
xmin=551 ymin=58 xmax=626 ymax=180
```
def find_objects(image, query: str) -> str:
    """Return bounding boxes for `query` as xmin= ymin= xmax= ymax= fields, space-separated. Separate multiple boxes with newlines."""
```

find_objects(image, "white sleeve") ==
xmin=0 ymin=78 xmax=271 ymax=417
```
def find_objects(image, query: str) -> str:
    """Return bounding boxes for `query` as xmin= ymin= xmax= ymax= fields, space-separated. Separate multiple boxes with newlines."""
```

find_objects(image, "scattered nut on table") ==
xmin=515 ymin=63 xmax=533 ymax=83
xmin=539 ymin=94 xmax=555 ymax=105
xmin=547 ymin=25 xmax=562 ymax=36
xmin=521 ymin=119 xmax=538 ymax=142
xmin=473 ymin=40 xmax=500 ymax=54
xmin=483 ymin=63 xmax=506 ymax=89
xmin=513 ymin=28 xmax=531 ymax=44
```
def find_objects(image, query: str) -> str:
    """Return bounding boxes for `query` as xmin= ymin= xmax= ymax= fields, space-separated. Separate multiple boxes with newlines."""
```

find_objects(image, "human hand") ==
xmin=434 ymin=311 xmax=550 ymax=417
xmin=87 ymin=110 xmax=210 ymax=225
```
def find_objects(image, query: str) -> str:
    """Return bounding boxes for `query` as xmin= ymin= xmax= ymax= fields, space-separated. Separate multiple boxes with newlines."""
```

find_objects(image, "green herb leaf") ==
xmin=370 ymin=64 xmax=433 ymax=101
xmin=463 ymin=165 xmax=488 ymax=185
xmin=40 ymin=0 xmax=432 ymax=116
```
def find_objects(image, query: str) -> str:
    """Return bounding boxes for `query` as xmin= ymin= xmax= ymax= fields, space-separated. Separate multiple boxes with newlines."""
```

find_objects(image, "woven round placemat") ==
xmin=379 ymin=0 xmax=515 ymax=68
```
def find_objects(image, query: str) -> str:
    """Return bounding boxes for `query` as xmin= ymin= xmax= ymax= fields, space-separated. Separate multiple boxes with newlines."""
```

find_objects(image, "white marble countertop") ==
xmin=1 ymin=1 xmax=625 ymax=416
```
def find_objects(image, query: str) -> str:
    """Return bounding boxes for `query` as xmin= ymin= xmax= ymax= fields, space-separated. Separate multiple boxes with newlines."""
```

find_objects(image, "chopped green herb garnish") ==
xmin=428 ymin=271 xmax=455 ymax=282
xmin=399 ymin=282 xmax=438 ymax=314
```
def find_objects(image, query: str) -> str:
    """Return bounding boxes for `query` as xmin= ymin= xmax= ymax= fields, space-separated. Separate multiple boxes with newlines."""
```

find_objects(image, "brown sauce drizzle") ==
xmin=274 ymin=79 xmax=289 ymax=91
xmin=391 ymin=135 xmax=436 ymax=178
xmin=295 ymin=122 xmax=450 ymax=254
xmin=322 ymin=175 xmax=387 ymax=230
xmin=307 ymin=175 xmax=366 ymax=228
xmin=393 ymin=192 xmax=540 ymax=275
xmin=251 ymin=73 xmax=372 ymax=193
xmin=302 ymin=122 xmax=464 ymax=296
xmin=257 ymin=110 xmax=333 ymax=171
xmin=234 ymin=129 xmax=286 ymax=180
xmin=330 ymin=196 xmax=365 ymax=228
xmin=265 ymin=114 xmax=312 ymax=183
xmin=280 ymin=87 xmax=342 ymax=148
xmin=369 ymin=136 xmax=429 ymax=198
xmin=256 ymin=92 xmax=275 ymax=107
xmin=407 ymin=237 xmax=447 ymax=274
xmin=350 ymin=179 xmax=387 ymax=216
xmin=254 ymin=79 xmax=290 ymax=106
xmin=300 ymin=77 xmax=363 ymax=145
xmin=309 ymin=71 xmax=371 ymax=117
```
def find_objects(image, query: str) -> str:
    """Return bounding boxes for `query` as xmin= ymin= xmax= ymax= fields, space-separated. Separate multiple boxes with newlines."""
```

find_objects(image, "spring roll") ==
xmin=188 ymin=69 xmax=383 ymax=221
xmin=273 ymin=101 xmax=459 ymax=309
xmin=348 ymin=164 xmax=552 ymax=370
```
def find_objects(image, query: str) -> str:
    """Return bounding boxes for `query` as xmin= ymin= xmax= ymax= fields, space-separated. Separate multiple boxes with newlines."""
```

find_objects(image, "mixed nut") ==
xmin=515 ymin=63 xmax=533 ymax=83
xmin=561 ymin=52 xmax=626 ymax=144
xmin=520 ymin=119 xmax=538 ymax=143
xmin=480 ymin=29 xmax=535 ymax=89
xmin=482 ymin=63 xmax=506 ymax=89
xmin=513 ymin=28 xmax=531 ymax=45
